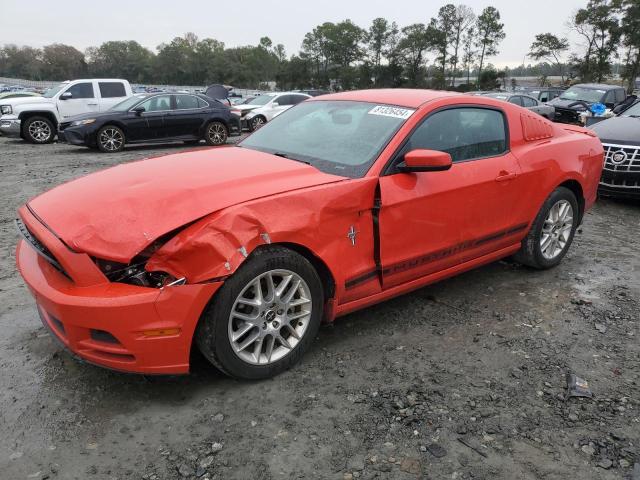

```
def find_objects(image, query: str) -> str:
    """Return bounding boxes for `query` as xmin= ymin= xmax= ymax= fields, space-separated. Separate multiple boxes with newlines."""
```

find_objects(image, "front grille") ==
xmin=600 ymin=143 xmax=640 ymax=190
xmin=16 ymin=218 xmax=70 ymax=278
xmin=602 ymin=143 xmax=640 ymax=173
xmin=554 ymin=107 xmax=580 ymax=124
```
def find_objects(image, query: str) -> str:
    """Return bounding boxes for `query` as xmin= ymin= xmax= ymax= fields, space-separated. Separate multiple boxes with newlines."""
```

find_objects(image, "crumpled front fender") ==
xmin=145 ymin=178 xmax=379 ymax=289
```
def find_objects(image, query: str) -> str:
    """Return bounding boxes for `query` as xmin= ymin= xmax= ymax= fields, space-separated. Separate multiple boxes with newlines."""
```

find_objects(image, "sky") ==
xmin=0 ymin=0 xmax=587 ymax=68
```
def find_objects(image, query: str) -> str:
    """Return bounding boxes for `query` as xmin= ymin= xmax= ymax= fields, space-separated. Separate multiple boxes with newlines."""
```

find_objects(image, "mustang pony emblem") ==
xmin=347 ymin=226 xmax=358 ymax=246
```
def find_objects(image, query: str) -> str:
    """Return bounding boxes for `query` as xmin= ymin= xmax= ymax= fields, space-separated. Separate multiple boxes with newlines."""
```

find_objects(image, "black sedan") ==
xmin=590 ymin=100 xmax=640 ymax=199
xmin=58 ymin=93 xmax=241 ymax=152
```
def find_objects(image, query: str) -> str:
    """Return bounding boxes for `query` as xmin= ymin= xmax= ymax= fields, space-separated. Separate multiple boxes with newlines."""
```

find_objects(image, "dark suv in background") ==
xmin=549 ymin=84 xmax=628 ymax=124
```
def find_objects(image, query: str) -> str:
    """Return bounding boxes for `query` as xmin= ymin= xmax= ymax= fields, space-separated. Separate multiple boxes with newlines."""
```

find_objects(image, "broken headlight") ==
xmin=94 ymin=259 xmax=183 ymax=288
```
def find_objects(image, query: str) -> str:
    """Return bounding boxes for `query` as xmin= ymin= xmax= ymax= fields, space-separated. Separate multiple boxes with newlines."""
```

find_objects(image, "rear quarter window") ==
xmin=99 ymin=82 xmax=127 ymax=98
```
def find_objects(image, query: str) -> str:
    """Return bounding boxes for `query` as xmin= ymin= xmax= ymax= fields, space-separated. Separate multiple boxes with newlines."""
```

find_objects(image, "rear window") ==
xmin=99 ymin=82 xmax=126 ymax=98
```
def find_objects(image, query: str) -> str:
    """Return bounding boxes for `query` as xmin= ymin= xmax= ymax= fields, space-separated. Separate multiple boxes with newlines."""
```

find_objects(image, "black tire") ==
xmin=22 ymin=116 xmax=55 ymax=144
xmin=195 ymin=246 xmax=324 ymax=380
xmin=204 ymin=121 xmax=228 ymax=146
xmin=513 ymin=186 xmax=579 ymax=269
xmin=248 ymin=115 xmax=266 ymax=132
xmin=96 ymin=125 xmax=125 ymax=153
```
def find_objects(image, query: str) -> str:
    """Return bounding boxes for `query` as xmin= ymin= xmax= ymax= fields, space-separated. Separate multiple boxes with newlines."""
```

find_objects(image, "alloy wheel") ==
xmin=99 ymin=128 xmax=124 ymax=152
xmin=228 ymin=269 xmax=312 ymax=366
xmin=28 ymin=120 xmax=51 ymax=142
xmin=540 ymin=200 xmax=574 ymax=260
xmin=207 ymin=122 xmax=227 ymax=145
xmin=251 ymin=117 xmax=265 ymax=130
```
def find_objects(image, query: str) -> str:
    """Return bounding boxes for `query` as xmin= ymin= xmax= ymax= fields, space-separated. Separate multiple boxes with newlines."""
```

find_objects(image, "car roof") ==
xmin=312 ymin=89 xmax=462 ymax=108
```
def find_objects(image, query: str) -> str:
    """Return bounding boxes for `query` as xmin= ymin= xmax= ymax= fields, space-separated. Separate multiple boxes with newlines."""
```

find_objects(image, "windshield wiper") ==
xmin=273 ymin=152 xmax=311 ymax=165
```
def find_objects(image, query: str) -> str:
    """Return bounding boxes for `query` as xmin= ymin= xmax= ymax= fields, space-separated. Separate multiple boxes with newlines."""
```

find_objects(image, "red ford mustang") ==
xmin=16 ymin=89 xmax=603 ymax=379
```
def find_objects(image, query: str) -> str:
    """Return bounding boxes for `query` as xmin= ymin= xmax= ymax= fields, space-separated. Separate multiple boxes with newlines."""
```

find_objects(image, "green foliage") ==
xmin=475 ymin=7 xmax=506 ymax=81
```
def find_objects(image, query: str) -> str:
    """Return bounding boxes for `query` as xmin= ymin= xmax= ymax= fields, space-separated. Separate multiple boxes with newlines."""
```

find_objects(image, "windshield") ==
xmin=559 ymin=86 xmax=606 ymax=103
xmin=621 ymin=101 xmax=640 ymax=117
xmin=246 ymin=95 xmax=274 ymax=106
xmin=240 ymin=100 xmax=414 ymax=178
xmin=43 ymin=83 xmax=67 ymax=98
xmin=109 ymin=95 xmax=146 ymax=111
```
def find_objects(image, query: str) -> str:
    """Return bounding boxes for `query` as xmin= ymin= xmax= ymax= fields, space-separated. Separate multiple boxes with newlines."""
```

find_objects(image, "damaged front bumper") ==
xmin=16 ymin=207 xmax=221 ymax=374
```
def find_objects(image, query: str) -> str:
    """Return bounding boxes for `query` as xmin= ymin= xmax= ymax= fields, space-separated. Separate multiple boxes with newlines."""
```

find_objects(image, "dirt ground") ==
xmin=0 ymin=135 xmax=638 ymax=480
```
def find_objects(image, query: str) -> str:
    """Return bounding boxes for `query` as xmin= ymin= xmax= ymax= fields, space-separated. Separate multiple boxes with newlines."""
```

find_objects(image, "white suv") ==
xmin=0 ymin=79 xmax=132 ymax=144
xmin=235 ymin=92 xmax=311 ymax=131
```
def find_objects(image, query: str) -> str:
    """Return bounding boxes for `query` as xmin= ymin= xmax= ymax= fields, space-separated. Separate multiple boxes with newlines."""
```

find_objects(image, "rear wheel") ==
xmin=23 ymin=116 xmax=55 ymax=144
xmin=196 ymin=247 xmax=323 ymax=379
xmin=96 ymin=125 xmax=125 ymax=152
xmin=204 ymin=121 xmax=228 ymax=146
xmin=513 ymin=187 xmax=579 ymax=269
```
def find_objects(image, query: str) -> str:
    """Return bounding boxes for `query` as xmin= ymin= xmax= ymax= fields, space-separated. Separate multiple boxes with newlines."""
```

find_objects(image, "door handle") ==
xmin=495 ymin=171 xmax=517 ymax=182
xmin=87 ymin=103 xmax=98 ymax=106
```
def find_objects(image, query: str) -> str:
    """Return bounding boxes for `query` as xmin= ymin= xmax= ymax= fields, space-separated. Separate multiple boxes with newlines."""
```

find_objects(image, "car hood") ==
xmin=589 ymin=116 xmax=640 ymax=145
xmin=0 ymin=96 xmax=53 ymax=107
xmin=548 ymin=98 xmax=593 ymax=109
xmin=63 ymin=111 xmax=120 ymax=123
xmin=234 ymin=105 xmax=262 ymax=111
xmin=27 ymin=147 xmax=347 ymax=263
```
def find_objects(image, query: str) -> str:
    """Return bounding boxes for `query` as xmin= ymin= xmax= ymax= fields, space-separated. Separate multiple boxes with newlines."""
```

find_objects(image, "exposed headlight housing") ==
xmin=0 ymin=105 xmax=12 ymax=115
xmin=71 ymin=118 xmax=96 ymax=126
xmin=94 ymin=258 xmax=184 ymax=288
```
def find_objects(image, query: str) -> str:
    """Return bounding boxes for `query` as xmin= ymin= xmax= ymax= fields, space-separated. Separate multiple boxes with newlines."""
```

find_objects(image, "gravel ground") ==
xmin=0 ymin=135 xmax=639 ymax=480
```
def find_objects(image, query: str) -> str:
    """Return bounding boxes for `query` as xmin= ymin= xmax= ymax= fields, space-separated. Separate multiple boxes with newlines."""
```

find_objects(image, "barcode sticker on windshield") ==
xmin=368 ymin=105 xmax=415 ymax=119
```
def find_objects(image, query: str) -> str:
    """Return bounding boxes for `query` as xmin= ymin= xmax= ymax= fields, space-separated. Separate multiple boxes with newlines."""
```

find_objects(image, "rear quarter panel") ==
xmin=507 ymin=109 xmax=603 ymax=223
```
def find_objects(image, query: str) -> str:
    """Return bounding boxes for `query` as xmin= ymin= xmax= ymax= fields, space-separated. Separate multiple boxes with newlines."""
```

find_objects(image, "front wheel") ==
xmin=513 ymin=186 xmax=579 ymax=269
xmin=195 ymin=247 xmax=323 ymax=380
xmin=96 ymin=125 xmax=125 ymax=152
xmin=248 ymin=116 xmax=266 ymax=132
xmin=23 ymin=116 xmax=55 ymax=144
xmin=204 ymin=121 xmax=228 ymax=146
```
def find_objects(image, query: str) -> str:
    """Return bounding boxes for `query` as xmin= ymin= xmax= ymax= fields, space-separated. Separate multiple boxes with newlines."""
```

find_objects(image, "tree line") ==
xmin=0 ymin=0 xmax=638 ymax=91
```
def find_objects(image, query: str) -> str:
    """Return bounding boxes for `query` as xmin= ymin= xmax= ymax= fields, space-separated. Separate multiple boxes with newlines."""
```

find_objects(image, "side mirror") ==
xmin=60 ymin=92 xmax=72 ymax=100
xmin=133 ymin=106 xmax=145 ymax=115
xmin=605 ymin=103 xmax=615 ymax=109
xmin=398 ymin=149 xmax=453 ymax=173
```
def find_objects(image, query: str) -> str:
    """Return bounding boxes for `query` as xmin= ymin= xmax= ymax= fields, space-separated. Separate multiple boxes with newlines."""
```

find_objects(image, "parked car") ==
xmin=526 ymin=87 xmax=565 ymax=103
xmin=548 ymin=84 xmax=628 ymax=124
xmin=15 ymin=89 xmax=603 ymax=379
xmin=58 ymin=92 xmax=240 ymax=152
xmin=234 ymin=92 xmax=311 ymax=131
xmin=295 ymin=89 xmax=330 ymax=97
xmin=0 ymin=91 xmax=41 ymax=100
xmin=0 ymin=79 xmax=132 ymax=144
xmin=589 ymin=100 xmax=640 ymax=198
xmin=479 ymin=92 xmax=555 ymax=119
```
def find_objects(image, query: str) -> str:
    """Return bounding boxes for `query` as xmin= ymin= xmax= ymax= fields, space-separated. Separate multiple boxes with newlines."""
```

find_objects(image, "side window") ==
xmin=290 ymin=95 xmax=308 ymax=105
xmin=99 ymin=82 xmax=126 ymax=98
xmin=138 ymin=95 xmax=171 ymax=112
xmin=616 ymin=89 xmax=626 ymax=103
xmin=401 ymin=108 xmax=507 ymax=163
xmin=197 ymin=97 xmax=210 ymax=108
xmin=509 ymin=96 xmax=523 ymax=106
xmin=522 ymin=97 xmax=537 ymax=107
xmin=65 ymin=82 xmax=94 ymax=99
xmin=275 ymin=95 xmax=291 ymax=106
xmin=539 ymin=92 xmax=550 ymax=102
xmin=604 ymin=91 xmax=616 ymax=105
xmin=175 ymin=95 xmax=200 ymax=110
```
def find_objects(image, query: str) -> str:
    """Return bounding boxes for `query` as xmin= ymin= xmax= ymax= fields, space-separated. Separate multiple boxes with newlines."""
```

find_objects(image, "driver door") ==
xmin=57 ymin=82 xmax=99 ymax=119
xmin=378 ymin=106 xmax=524 ymax=289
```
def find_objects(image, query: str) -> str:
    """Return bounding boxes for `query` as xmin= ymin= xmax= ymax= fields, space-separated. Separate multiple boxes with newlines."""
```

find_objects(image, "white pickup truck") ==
xmin=0 ymin=79 xmax=132 ymax=144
